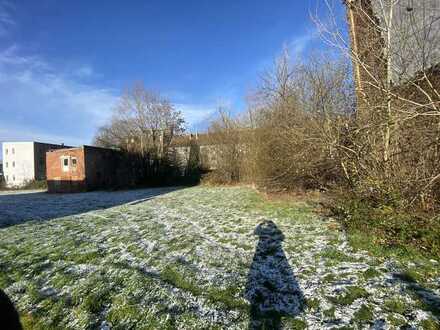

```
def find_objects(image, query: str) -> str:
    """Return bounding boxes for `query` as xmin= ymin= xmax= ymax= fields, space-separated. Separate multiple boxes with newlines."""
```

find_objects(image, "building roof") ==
xmin=47 ymin=145 xmax=120 ymax=153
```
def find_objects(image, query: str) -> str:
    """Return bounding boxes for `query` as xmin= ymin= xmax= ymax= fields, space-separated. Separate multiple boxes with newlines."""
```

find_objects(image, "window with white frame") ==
xmin=61 ymin=157 xmax=69 ymax=172
xmin=12 ymin=161 xmax=15 ymax=168
xmin=5 ymin=149 xmax=8 ymax=155
xmin=12 ymin=148 xmax=15 ymax=154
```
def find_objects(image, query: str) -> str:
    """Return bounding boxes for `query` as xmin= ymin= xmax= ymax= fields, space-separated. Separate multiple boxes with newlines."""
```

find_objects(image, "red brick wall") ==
xmin=47 ymin=146 xmax=143 ymax=192
xmin=46 ymin=148 xmax=87 ymax=193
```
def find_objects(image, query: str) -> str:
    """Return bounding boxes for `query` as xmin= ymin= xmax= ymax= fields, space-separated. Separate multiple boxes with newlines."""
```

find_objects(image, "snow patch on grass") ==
xmin=0 ymin=186 xmax=438 ymax=329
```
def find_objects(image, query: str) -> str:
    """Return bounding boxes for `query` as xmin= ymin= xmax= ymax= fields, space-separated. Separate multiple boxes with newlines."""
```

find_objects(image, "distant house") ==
xmin=2 ymin=142 xmax=69 ymax=188
xmin=46 ymin=145 xmax=139 ymax=193
xmin=170 ymin=133 xmax=219 ymax=172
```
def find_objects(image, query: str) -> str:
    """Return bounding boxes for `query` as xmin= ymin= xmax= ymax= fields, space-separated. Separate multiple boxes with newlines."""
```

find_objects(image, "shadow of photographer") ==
xmin=245 ymin=220 xmax=304 ymax=329
xmin=0 ymin=288 xmax=22 ymax=330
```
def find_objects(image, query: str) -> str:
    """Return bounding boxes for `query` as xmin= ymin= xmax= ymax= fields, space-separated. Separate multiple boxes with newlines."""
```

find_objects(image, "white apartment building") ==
xmin=2 ymin=142 xmax=69 ymax=187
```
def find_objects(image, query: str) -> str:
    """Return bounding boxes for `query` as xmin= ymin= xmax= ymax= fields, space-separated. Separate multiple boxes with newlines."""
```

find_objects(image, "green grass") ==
xmin=384 ymin=298 xmax=407 ymax=314
xmin=420 ymin=317 xmax=440 ymax=330
xmin=333 ymin=197 xmax=440 ymax=287
xmin=322 ymin=273 xmax=337 ymax=283
xmin=161 ymin=266 xmax=248 ymax=311
xmin=353 ymin=304 xmax=373 ymax=324
xmin=207 ymin=286 xmax=248 ymax=311
xmin=328 ymin=286 xmax=369 ymax=306
xmin=323 ymin=306 xmax=335 ymax=319
xmin=363 ymin=267 xmax=382 ymax=280
xmin=1 ymin=186 xmax=438 ymax=329
xmin=283 ymin=318 xmax=307 ymax=329
xmin=305 ymin=298 xmax=320 ymax=311
xmin=320 ymin=247 xmax=358 ymax=264
xmin=160 ymin=266 xmax=202 ymax=296
xmin=387 ymin=314 xmax=406 ymax=327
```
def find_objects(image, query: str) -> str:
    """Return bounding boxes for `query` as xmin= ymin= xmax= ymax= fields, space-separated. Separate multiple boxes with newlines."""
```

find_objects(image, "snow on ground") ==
xmin=0 ymin=186 xmax=439 ymax=329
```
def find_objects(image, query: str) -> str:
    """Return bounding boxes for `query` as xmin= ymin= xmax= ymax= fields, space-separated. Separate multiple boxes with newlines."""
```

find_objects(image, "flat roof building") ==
xmin=46 ymin=145 xmax=140 ymax=193
xmin=2 ymin=142 xmax=69 ymax=188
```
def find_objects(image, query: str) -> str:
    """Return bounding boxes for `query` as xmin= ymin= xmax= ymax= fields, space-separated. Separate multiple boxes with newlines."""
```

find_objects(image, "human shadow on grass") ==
xmin=392 ymin=272 xmax=440 ymax=319
xmin=0 ymin=186 xmax=183 ymax=228
xmin=245 ymin=220 xmax=305 ymax=329
xmin=0 ymin=288 xmax=22 ymax=330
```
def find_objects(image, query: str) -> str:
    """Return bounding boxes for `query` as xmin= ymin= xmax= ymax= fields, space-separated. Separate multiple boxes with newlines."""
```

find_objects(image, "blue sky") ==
xmin=0 ymin=0 xmax=338 ymax=152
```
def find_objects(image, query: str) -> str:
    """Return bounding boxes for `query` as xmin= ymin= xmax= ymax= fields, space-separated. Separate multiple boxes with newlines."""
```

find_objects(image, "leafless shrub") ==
xmin=249 ymin=51 xmax=355 ymax=191
xmin=202 ymin=109 xmax=247 ymax=184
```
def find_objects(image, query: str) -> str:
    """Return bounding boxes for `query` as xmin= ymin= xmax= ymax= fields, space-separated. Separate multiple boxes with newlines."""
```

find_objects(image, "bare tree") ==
xmin=94 ymin=82 xmax=185 ymax=157
xmin=93 ymin=82 xmax=186 ymax=182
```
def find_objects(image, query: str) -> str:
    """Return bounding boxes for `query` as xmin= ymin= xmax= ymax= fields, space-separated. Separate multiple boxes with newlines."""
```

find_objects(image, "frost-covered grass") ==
xmin=0 ymin=186 xmax=439 ymax=329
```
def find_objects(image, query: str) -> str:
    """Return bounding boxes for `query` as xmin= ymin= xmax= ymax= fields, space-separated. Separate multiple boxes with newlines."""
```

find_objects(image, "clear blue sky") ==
xmin=0 ymin=0 xmax=339 ymax=153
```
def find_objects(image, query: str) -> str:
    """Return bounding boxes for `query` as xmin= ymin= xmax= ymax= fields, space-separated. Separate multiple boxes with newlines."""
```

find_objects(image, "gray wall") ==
xmin=371 ymin=0 xmax=440 ymax=82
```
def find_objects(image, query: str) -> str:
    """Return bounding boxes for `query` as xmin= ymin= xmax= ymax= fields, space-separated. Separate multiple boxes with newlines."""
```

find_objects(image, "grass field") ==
xmin=0 ymin=186 xmax=439 ymax=329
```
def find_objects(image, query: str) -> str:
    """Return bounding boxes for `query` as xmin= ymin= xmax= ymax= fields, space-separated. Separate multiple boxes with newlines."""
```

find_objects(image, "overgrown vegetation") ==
xmin=0 ymin=179 xmax=47 ymax=191
xmin=22 ymin=180 xmax=48 ymax=190
xmin=333 ymin=195 xmax=440 ymax=259
xmin=201 ymin=1 xmax=440 ymax=260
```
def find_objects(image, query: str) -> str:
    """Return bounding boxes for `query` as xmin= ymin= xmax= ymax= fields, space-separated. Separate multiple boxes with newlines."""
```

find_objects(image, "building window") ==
xmin=5 ymin=149 xmax=8 ymax=155
xmin=12 ymin=148 xmax=15 ymax=154
xmin=71 ymin=158 xmax=77 ymax=167
xmin=12 ymin=161 xmax=15 ymax=168
xmin=12 ymin=175 xmax=15 ymax=181
xmin=5 ymin=162 xmax=7 ymax=168
xmin=61 ymin=157 xmax=69 ymax=172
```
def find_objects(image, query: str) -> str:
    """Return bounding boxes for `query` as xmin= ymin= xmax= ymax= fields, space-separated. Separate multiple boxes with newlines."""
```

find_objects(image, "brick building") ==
xmin=46 ymin=145 xmax=138 ymax=193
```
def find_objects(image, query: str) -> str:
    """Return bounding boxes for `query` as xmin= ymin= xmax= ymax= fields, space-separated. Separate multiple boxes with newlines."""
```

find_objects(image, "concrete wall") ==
xmin=2 ymin=142 xmax=35 ymax=187
xmin=370 ymin=0 xmax=440 ymax=83
xmin=170 ymin=144 xmax=218 ymax=173
xmin=348 ymin=0 xmax=440 ymax=86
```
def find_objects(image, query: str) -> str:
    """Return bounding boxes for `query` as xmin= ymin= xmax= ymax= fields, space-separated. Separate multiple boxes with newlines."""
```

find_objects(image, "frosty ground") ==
xmin=0 ymin=186 xmax=439 ymax=329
